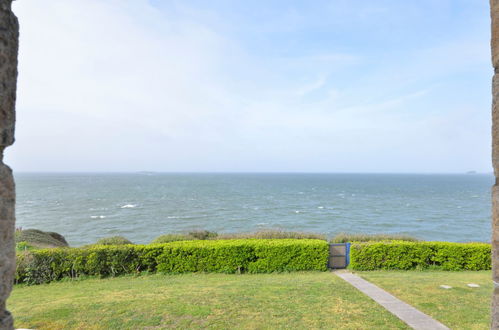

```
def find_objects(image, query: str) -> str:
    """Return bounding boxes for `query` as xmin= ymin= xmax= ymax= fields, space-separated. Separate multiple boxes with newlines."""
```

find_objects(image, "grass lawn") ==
xmin=9 ymin=272 xmax=408 ymax=330
xmin=359 ymin=270 xmax=491 ymax=330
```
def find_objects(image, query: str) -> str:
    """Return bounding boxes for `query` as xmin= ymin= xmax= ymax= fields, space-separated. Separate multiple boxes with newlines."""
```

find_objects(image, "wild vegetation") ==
xmin=95 ymin=236 xmax=133 ymax=245
xmin=15 ymin=228 xmax=68 ymax=249
xmin=152 ymin=229 xmax=326 ymax=243
xmin=215 ymin=229 xmax=326 ymax=240
xmin=331 ymin=232 xmax=418 ymax=243
xmin=15 ymin=228 xmax=424 ymax=249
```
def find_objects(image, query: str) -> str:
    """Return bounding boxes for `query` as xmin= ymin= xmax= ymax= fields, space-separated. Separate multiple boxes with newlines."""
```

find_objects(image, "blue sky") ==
xmin=7 ymin=0 xmax=492 ymax=172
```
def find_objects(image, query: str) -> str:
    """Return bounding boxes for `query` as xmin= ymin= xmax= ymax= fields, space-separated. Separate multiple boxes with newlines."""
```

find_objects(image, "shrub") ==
xmin=16 ymin=241 xmax=36 ymax=252
xmin=215 ymin=229 xmax=326 ymax=240
xmin=247 ymin=239 xmax=328 ymax=272
xmin=151 ymin=234 xmax=195 ymax=244
xmin=46 ymin=232 xmax=69 ymax=246
xmin=330 ymin=233 xmax=418 ymax=243
xmin=15 ymin=239 xmax=328 ymax=285
xmin=349 ymin=241 xmax=491 ymax=271
xmin=15 ymin=229 xmax=69 ymax=248
xmin=95 ymin=236 xmax=133 ymax=245
xmin=188 ymin=230 xmax=218 ymax=240
xmin=151 ymin=231 xmax=217 ymax=243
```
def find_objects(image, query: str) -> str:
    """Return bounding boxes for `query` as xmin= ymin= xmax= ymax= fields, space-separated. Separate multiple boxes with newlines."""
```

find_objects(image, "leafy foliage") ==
xmin=349 ymin=241 xmax=491 ymax=271
xmin=95 ymin=236 xmax=133 ymax=245
xmin=15 ymin=241 xmax=36 ymax=252
xmin=16 ymin=239 xmax=328 ymax=285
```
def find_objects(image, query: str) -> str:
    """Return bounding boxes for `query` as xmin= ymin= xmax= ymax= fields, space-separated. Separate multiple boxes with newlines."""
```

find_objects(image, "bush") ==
xmin=15 ymin=229 xmax=69 ymax=248
xmin=349 ymin=241 xmax=491 ymax=271
xmin=16 ymin=241 xmax=36 ymax=252
xmin=331 ymin=233 xmax=418 ymax=243
xmin=216 ymin=229 xmax=326 ymax=241
xmin=95 ymin=236 xmax=133 ymax=245
xmin=152 ymin=230 xmax=325 ymax=243
xmin=151 ymin=234 xmax=195 ymax=244
xmin=15 ymin=239 xmax=328 ymax=285
xmin=187 ymin=230 xmax=218 ymax=240
xmin=150 ymin=230 xmax=217 ymax=243
xmin=46 ymin=232 xmax=69 ymax=246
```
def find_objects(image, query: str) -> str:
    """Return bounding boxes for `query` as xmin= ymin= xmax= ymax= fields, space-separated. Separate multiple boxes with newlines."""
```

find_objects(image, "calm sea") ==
xmin=14 ymin=173 xmax=493 ymax=246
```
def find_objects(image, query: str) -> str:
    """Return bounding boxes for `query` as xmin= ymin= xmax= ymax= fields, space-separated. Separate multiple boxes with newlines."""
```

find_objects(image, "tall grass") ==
xmin=151 ymin=234 xmax=196 ymax=244
xmin=214 ymin=229 xmax=326 ymax=240
xmin=330 ymin=233 xmax=418 ymax=243
xmin=150 ymin=229 xmax=326 ymax=243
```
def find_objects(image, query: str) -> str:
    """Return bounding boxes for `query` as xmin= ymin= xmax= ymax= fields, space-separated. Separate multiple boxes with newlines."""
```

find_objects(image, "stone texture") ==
xmin=493 ymin=1 xmax=499 ymax=328
xmin=0 ymin=165 xmax=14 ymax=330
xmin=0 ymin=1 xmax=17 ymax=148
xmin=0 ymin=1 xmax=17 ymax=329
xmin=493 ymin=0 xmax=499 ymax=70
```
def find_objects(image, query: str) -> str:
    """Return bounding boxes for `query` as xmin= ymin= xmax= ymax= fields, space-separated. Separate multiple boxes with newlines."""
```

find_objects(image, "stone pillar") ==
xmin=492 ymin=1 xmax=499 ymax=329
xmin=0 ymin=1 xmax=17 ymax=329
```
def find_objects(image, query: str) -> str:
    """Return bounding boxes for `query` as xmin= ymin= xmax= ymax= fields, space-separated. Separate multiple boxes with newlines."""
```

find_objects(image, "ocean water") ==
xmin=15 ymin=173 xmax=493 ymax=246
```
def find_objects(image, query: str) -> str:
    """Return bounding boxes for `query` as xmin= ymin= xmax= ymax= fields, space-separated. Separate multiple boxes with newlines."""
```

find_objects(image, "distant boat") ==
xmin=466 ymin=171 xmax=477 ymax=175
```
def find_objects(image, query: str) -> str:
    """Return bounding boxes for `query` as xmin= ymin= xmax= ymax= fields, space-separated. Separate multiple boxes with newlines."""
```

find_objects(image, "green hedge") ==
xmin=349 ymin=241 xmax=491 ymax=271
xmin=16 ymin=239 xmax=328 ymax=285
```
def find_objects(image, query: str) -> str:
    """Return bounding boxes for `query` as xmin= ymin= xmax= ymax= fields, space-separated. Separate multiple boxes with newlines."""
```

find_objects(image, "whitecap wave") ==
xmin=121 ymin=204 xmax=137 ymax=209
xmin=90 ymin=215 xmax=106 ymax=219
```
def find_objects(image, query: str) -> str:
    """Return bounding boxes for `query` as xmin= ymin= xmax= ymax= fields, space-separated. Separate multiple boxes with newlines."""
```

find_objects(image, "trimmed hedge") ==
xmin=16 ymin=239 xmax=328 ymax=285
xmin=349 ymin=241 xmax=491 ymax=271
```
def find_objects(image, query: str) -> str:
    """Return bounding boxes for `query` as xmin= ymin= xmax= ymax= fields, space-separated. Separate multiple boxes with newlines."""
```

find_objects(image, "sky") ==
xmin=6 ymin=0 xmax=493 ymax=173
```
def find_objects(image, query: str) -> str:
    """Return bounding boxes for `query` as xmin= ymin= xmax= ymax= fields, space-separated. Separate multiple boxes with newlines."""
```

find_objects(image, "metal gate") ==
xmin=328 ymin=243 xmax=350 ymax=269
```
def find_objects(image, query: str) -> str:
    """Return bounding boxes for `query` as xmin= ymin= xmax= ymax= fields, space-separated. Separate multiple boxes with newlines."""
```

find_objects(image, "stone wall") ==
xmin=0 ymin=1 xmax=17 ymax=329
xmin=492 ymin=1 xmax=499 ymax=328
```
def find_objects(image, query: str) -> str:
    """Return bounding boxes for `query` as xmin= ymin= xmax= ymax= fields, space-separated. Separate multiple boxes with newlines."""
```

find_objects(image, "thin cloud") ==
xmin=7 ymin=0 xmax=492 ymax=173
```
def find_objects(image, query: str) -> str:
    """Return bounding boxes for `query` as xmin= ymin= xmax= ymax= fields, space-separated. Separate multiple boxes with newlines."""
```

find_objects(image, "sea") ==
xmin=14 ymin=172 xmax=493 ymax=246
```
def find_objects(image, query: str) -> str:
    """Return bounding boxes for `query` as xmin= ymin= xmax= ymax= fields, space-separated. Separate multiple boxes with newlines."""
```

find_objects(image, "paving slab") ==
xmin=333 ymin=270 xmax=449 ymax=330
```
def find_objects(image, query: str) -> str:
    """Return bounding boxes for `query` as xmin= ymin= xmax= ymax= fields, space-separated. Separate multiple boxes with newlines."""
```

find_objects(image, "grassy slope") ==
xmin=9 ymin=272 xmax=407 ymax=330
xmin=359 ymin=270 xmax=491 ymax=330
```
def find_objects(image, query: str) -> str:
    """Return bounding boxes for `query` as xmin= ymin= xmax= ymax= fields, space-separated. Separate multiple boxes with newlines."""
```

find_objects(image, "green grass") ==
xmin=9 ymin=272 xmax=408 ymax=329
xmin=359 ymin=270 xmax=491 ymax=330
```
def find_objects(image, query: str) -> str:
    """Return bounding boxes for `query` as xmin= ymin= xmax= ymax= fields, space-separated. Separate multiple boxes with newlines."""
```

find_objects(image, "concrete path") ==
xmin=333 ymin=270 xmax=449 ymax=330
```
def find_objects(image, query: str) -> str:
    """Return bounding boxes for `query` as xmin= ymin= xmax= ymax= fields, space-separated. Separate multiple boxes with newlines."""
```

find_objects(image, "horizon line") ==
xmin=12 ymin=170 xmax=493 ymax=175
